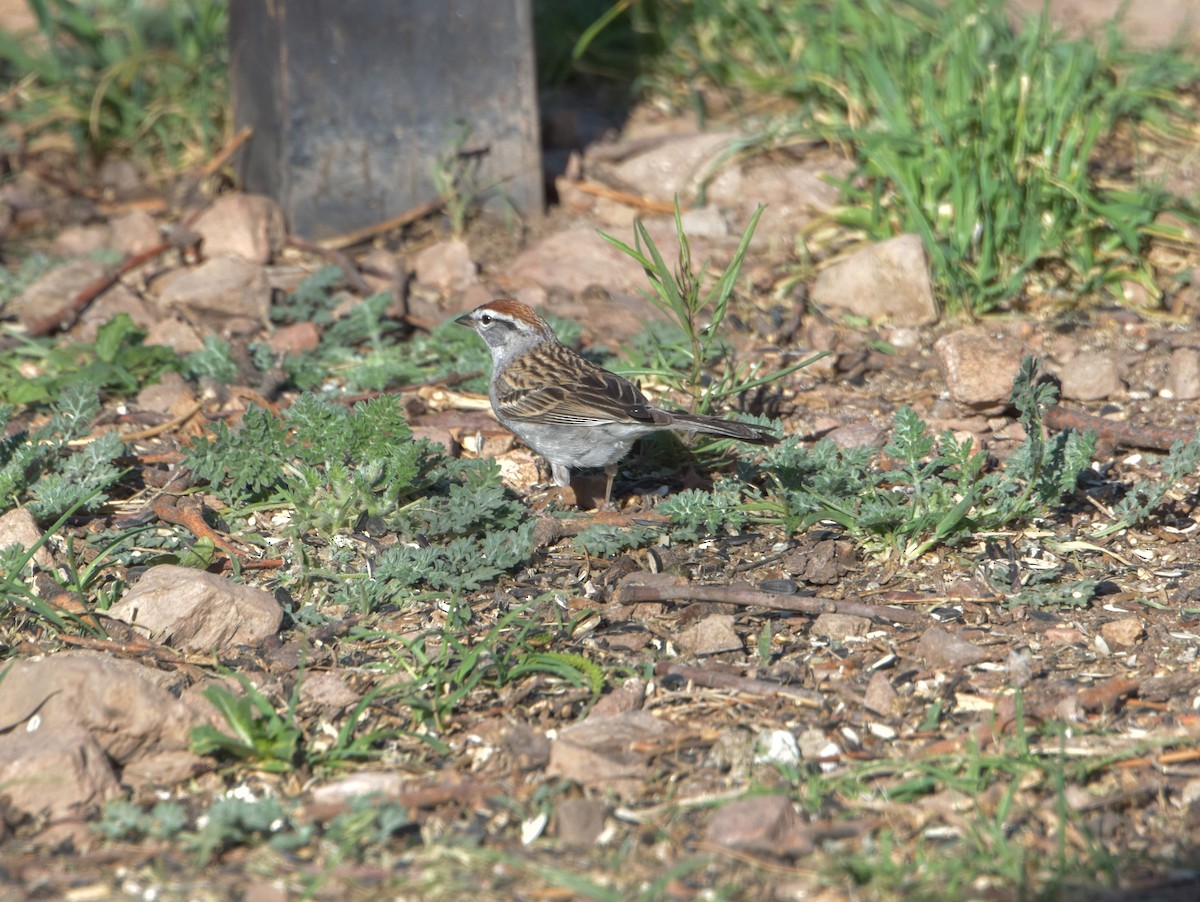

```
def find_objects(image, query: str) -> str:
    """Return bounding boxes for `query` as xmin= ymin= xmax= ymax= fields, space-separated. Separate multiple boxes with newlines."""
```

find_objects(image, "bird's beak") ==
xmin=454 ymin=312 xmax=472 ymax=327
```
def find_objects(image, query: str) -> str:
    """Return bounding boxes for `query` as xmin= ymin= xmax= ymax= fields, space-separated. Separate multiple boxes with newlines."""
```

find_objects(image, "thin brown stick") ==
xmin=319 ymin=198 xmax=445 ymax=251
xmin=25 ymin=241 xmax=173 ymax=337
xmin=654 ymin=662 xmax=824 ymax=707
xmin=197 ymin=125 xmax=253 ymax=179
xmin=1045 ymin=405 xmax=1195 ymax=452
xmin=574 ymin=180 xmax=680 ymax=214
xmin=617 ymin=576 xmax=928 ymax=625
xmin=119 ymin=400 xmax=205 ymax=442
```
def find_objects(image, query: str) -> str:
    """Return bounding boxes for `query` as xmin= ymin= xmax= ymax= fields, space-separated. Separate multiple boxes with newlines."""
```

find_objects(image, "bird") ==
xmin=455 ymin=299 xmax=778 ymax=503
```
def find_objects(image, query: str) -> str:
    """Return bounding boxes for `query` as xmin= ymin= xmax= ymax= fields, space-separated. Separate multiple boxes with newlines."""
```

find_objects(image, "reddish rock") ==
xmin=1169 ymin=347 xmax=1200 ymax=400
xmin=934 ymin=327 xmax=1026 ymax=415
xmin=706 ymin=795 xmax=812 ymax=856
xmin=913 ymin=626 xmax=990 ymax=670
xmin=268 ymin=320 xmax=322 ymax=356
xmin=676 ymin=614 xmax=742 ymax=655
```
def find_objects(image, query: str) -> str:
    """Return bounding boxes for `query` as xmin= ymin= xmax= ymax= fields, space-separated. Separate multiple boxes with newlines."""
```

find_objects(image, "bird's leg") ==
xmin=603 ymin=463 xmax=617 ymax=505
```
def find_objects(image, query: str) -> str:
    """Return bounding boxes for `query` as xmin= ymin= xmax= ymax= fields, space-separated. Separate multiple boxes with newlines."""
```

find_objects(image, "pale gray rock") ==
xmin=192 ymin=193 xmax=286 ymax=264
xmin=0 ymin=507 xmax=54 ymax=569
xmin=1169 ymin=347 xmax=1200 ymax=400
xmin=108 ymin=564 xmax=283 ymax=654
xmin=155 ymin=255 xmax=271 ymax=329
xmin=412 ymin=238 xmax=479 ymax=294
xmin=7 ymin=260 xmax=107 ymax=329
xmin=1056 ymin=350 xmax=1121 ymax=401
xmin=811 ymin=234 xmax=938 ymax=326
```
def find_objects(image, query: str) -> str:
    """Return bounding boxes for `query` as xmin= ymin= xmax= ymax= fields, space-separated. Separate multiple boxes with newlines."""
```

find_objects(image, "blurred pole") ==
xmin=229 ymin=0 xmax=543 ymax=240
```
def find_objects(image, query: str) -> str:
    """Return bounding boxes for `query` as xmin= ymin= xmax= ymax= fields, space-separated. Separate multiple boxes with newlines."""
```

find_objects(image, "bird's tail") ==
xmin=668 ymin=412 xmax=779 ymax=445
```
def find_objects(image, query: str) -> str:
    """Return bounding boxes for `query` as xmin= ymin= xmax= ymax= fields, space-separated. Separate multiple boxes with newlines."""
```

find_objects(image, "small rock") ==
xmin=811 ymin=612 xmax=871 ymax=641
xmin=678 ymin=205 xmax=729 ymax=238
xmin=589 ymin=677 xmax=647 ymax=718
xmin=310 ymin=771 xmax=407 ymax=810
xmin=787 ymin=539 xmax=855 ymax=586
xmin=0 ymin=727 xmax=119 ymax=842
xmin=753 ymin=730 xmax=801 ymax=767
xmin=825 ymin=421 xmax=886 ymax=450
xmin=52 ymin=223 xmax=113 ymax=257
xmin=143 ymin=316 xmax=205 ymax=354
xmin=107 ymin=564 xmax=283 ymax=654
xmin=360 ymin=246 xmax=403 ymax=300
xmin=503 ymin=226 xmax=648 ymax=296
xmin=97 ymin=158 xmax=142 ymax=195
xmin=1169 ymin=347 xmax=1200 ymax=401
xmin=608 ymin=132 xmax=743 ymax=205
xmin=77 ymin=284 xmax=157 ymax=341
xmin=155 ymin=256 xmax=271 ymax=330
xmin=736 ymin=162 xmax=846 ymax=247
xmin=9 ymin=260 xmax=107 ymax=330
xmin=555 ymin=797 xmax=609 ymax=848
xmin=412 ymin=238 xmax=478 ymax=294
xmin=109 ymin=210 xmax=162 ymax=256
xmin=864 ymin=671 xmax=898 ymax=715
xmin=913 ymin=626 xmax=990 ymax=670
xmin=0 ymin=508 xmax=54 ymax=569
xmin=299 ymin=671 xmax=360 ymax=710
xmin=1056 ymin=351 xmax=1120 ymax=401
xmin=797 ymin=727 xmax=836 ymax=762
xmin=547 ymin=711 xmax=669 ymax=797
xmin=1100 ymin=616 xmax=1144 ymax=649
xmin=136 ymin=370 xmax=196 ymax=416
xmin=0 ymin=650 xmax=208 ymax=786
xmin=676 ymin=613 xmax=742 ymax=655
xmin=1043 ymin=626 xmax=1085 ymax=646
xmin=934 ymin=327 xmax=1026 ymax=415
xmin=811 ymin=234 xmax=938 ymax=326
xmin=705 ymin=795 xmax=812 ymax=856
xmin=192 ymin=194 xmax=286 ymax=264
xmin=501 ymin=721 xmax=552 ymax=772
xmin=268 ymin=321 xmax=322 ymax=356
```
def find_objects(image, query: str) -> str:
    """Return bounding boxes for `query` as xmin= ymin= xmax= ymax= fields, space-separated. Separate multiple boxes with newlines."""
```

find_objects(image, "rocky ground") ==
xmin=2 ymin=8 xmax=1200 ymax=901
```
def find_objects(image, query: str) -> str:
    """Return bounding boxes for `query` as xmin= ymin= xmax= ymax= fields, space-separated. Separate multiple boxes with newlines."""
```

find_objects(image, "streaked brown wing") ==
xmin=496 ymin=346 xmax=653 ymax=427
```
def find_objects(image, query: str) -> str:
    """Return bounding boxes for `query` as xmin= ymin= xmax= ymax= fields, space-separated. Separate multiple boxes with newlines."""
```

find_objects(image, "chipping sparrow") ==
xmin=456 ymin=299 xmax=778 ymax=502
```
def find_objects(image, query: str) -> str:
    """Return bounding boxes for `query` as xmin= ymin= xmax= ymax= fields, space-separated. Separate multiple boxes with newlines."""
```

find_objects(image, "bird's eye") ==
xmin=480 ymin=314 xmax=493 ymax=325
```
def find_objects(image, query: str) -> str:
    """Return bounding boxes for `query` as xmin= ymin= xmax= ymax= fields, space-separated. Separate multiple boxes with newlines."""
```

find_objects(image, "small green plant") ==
xmin=95 ymin=798 xmax=189 ymax=842
xmin=0 ymin=313 xmax=180 ymax=406
xmin=0 ymin=0 xmax=229 ymax=167
xmin=271 ymin=264 xmax=346 ymax=326
xmin=1092 ymin=426 xmax=1200 ymax=537
xmin=180 ymin=335 xmax=239 ymax=383
xmin=184 ymin=394 xmax=536 ymax=608
xmin=432 ymin=122 xmax=485 ymax=238
xmin=371 ymin=601 xmax=604 ymax=731
xmin=585 ymin=0 xmax=1200 ymax=315
xmin=661 ymin=357 xmax=1105 ymax=562
xmin=0 ymin=381 xmax=125 ymax=519
xmin=186 ymin=794 xmax=308 ymax=865
xmin=601 ymin=201 xmax=824 ymax=417
xmin=190 ymin=669 xmax=398 ymax=774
